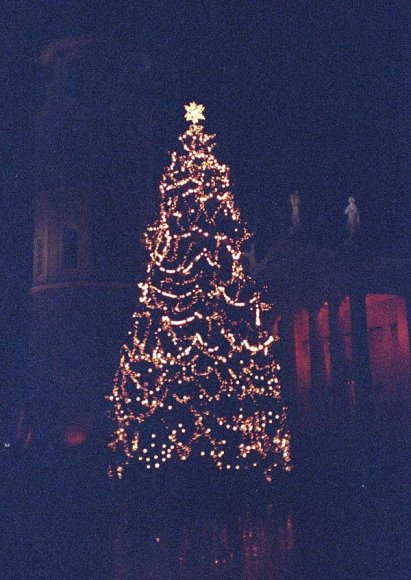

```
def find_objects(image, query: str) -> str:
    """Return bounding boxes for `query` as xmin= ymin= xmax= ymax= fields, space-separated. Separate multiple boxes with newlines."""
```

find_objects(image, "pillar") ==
xmin=308 ymin=304 xmax=327 ymax=425
xmin=349 ymin=293 xmax=374 ymax=422
xmin=328 ymin=297 xmax=349 ymax=421
xmin=278 ymin=311 xmax=298 ymax=422
xmin=404 ymin=294 xmax=411 ymax=421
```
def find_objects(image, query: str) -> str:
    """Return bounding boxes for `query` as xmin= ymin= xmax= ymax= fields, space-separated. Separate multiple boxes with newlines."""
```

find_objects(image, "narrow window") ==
xmin=36 ymin=238 xmax=44 ymax=276
xmin=62 ymin=227 xmax=78 ymax=270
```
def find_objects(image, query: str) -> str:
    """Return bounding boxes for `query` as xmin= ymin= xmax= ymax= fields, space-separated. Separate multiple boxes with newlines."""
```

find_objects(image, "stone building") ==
xmin=25 ymin=39 xmax=410 ymax=449
xmin=258 ymin=240 xmax=411 ymax=428
xmin=28 ymin=38 xmax=160 ymax=447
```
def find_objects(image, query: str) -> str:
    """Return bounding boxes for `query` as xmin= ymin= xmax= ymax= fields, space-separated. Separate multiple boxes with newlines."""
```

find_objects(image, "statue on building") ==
xmin=290 ymin=191 xmax=301 ymax=228
xmin=344 ymin=196 xmax=360 ymax=242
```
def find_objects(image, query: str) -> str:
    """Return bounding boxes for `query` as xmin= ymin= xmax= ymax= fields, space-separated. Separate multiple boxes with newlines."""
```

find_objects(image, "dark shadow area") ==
xmin=2 ymin=424 xmax=409 ymax=579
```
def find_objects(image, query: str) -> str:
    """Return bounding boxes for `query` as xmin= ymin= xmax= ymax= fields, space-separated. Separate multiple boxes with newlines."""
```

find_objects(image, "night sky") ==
xmin=1 ymin=2 xmax=410 ymax=410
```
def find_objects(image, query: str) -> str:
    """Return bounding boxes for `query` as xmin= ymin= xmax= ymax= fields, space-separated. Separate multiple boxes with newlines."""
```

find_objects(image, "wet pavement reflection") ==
xmin=2 ymin=447 xmax=409 ymax=579
xmin=110 ymin=498 xmax=295 ymax=579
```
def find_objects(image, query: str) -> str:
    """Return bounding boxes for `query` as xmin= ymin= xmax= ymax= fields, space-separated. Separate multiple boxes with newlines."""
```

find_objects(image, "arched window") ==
xmin=35 ymin=238 xmax=44 ymax=276
xmin=62 ymin=227 xmax=78 ymax=270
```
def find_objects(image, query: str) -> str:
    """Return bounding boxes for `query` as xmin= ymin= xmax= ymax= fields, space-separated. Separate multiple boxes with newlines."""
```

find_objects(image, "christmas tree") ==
xmin=108 ymin=102 xmax=291 ymax=481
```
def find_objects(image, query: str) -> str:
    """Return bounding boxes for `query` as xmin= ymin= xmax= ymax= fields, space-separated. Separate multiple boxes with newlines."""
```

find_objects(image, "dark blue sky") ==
xmin=1 ymin=1 xmax=410 ymax=293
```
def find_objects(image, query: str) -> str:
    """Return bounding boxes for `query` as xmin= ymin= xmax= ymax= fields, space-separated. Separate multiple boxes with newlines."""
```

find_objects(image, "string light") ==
xmin=108 ymin=102 xmax=292 ymax=481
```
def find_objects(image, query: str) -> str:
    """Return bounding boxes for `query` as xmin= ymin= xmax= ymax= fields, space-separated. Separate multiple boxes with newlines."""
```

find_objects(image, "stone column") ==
xmin=278 ymin=310 xmax=298 ymax=421
xmin=349 ymin=293 xmax=374 ymax=422
xmin=308 ymin=304 xmax=327 ymax=424
xmin=328 ymin=297 xmax=349 ymax=422
xmin=404 ymin=294 xmax=411 ymax=422
xmin=404 ymin=294 xmax=411 ymax=355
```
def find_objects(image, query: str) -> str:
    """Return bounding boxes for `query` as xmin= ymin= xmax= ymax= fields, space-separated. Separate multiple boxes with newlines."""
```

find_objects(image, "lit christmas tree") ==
xmin=108 ymin=102 xmax=291 ymax=481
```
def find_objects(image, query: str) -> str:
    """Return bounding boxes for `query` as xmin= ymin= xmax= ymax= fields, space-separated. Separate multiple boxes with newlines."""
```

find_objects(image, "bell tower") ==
xmin=29 ymin=38 xmax=155 ymax=448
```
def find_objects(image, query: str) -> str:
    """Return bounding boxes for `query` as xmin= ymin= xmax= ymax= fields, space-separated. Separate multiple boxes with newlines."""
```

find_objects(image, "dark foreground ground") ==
xmin=1 ymin=424 xmax=410 ymax=580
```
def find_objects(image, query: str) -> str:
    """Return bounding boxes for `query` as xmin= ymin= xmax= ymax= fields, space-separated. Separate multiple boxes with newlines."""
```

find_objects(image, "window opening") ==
xmin=62 ymin=227 xmax=78 ymax=270
xmin=36 ymin=238 xmax=44 ymax=276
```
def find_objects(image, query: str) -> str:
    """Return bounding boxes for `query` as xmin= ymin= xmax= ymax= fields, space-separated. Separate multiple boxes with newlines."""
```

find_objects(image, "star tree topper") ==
xmin=184 ymin=101 xmax=205 ymax=125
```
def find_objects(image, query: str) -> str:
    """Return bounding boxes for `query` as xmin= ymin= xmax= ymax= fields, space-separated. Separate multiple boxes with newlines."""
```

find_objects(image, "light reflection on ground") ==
xmin=111 ymin=499 xmax=295 ymax=579
xmin=2 ymin=438 xmax=409 ymax=579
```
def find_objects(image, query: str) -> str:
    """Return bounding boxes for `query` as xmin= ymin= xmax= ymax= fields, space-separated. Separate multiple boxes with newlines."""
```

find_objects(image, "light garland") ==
xmin=108 ymin=102 xmax=291 ymax=481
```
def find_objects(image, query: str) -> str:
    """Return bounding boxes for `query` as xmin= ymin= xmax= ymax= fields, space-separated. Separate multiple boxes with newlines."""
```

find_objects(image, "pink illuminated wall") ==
xmin=366 ymin=294 xmax=410 ymax=412
xmin=291 ymin=294 xmax=410 ymax=420
xmin=293 ymin=310 xmax=310 ymax=415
